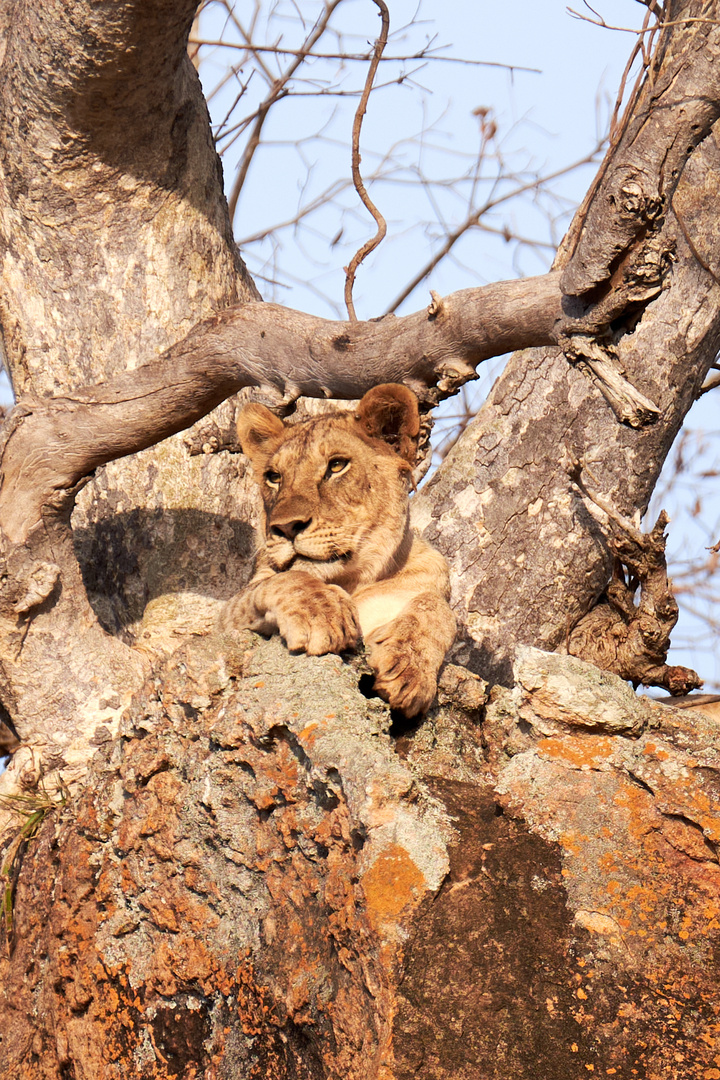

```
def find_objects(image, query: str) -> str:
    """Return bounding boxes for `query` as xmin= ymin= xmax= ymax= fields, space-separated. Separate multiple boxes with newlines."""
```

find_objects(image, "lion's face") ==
xmin=238 ymin=385 xmax=420 ymax=591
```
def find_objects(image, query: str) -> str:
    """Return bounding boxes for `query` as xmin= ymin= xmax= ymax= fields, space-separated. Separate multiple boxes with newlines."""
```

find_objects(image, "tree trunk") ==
xmin=2 ymin=1 xmax=720 ymax=1077
xmin=414 ymin=32 xmax=720 ymax=679
xmin=0 ymin=0 xmax=262 ymax=783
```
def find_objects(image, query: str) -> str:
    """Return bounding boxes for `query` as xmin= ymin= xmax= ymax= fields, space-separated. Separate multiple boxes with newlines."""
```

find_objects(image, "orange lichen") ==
xmin=537 ymin=735 xmax=615 ymax=768
xmin=642 ymin=741 xmax=669 ymax=761
xmin=360 ymin=844 xmax=426 ymax=933
xmin=559 ymin=830 xmax=590 ymax=857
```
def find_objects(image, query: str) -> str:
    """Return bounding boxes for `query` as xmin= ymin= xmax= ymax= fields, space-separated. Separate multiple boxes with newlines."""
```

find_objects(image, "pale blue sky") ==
xmin=215 ymin=0 xmax=645 ymax=316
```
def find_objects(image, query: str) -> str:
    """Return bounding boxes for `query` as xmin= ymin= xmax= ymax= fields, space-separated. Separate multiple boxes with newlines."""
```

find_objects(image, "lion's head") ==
xmin=237 ymin=384 xmax=420 ymax=592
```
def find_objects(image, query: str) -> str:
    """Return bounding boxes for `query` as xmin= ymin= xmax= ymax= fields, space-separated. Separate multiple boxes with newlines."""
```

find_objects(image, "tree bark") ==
xmin=414 ymin=0 xmax=720 ymax=681
xmin=0 ymin=0 xmax=260 ymax=782
xmin=0 ymin=0 xmax=258 ymax=397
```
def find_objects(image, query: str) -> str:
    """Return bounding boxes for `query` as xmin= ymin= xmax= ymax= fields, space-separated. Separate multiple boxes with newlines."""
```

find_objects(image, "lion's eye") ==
xmin=325 ymin=457 xmax=350 ymax=478
xmin=265 ymin=470 xmax=282 ymax=488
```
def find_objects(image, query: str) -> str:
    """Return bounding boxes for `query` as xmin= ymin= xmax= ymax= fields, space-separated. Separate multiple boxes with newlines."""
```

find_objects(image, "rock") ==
xmin=2 ymin=638 xmax=720 ymax=1079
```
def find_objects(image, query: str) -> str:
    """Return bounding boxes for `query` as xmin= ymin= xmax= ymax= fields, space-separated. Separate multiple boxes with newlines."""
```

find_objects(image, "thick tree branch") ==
xmin=0 ymin=273 xmax=564 ymax=544
xmin=560 ymin=0 xmax=720 ymax=296
xmin=4 ymin=0 xmax=199 ymax=127
xmin=0 ymin=0 xmax=259 ymax=399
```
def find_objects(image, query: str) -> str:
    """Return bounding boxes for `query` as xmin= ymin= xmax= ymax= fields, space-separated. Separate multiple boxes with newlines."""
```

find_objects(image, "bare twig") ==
xmin=343 ymin=0 xmax=390 ymax=321
xmin=189 ymin=39 xmax=541 ymax=73
xmin=235 ymin=179 xmax=352 ymax=246
xmin=227 ymin=0 xmax=345 ymax=227
xmin=190 ymin=2 xmax=595 ymax=322
xmin=607 ymin=3 xmax=656 ymax=142
xmin=385 ymin=144 xmax=604 ymax=314
xmin=567 ymin=4 xmax=716 ymax=33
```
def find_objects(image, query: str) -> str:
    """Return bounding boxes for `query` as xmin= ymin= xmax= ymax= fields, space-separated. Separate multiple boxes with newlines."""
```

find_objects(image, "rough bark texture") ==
xmin=414 ymin=55 xmax=720 ymax=681
xmin=0 ymin=0 xmax=258 ymax=398
xmin=0 ymin=0 xmax=259 ymax=780
xmin=0 ymin=0 xmax=261 ymax=766
xmin=2 ymin=0 xmax=720 ymax=1076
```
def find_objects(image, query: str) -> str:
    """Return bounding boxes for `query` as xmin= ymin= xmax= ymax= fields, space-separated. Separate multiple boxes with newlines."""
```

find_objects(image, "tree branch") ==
xmin=0 ymin=272 xmax=564 ymax=544
xmin=560 ymin=0 xmax=720 ymax=296
xmin=343 ymin=0 xmax=389 ymax=321
xmin=6 ymin=0 xmax=201 ymax=150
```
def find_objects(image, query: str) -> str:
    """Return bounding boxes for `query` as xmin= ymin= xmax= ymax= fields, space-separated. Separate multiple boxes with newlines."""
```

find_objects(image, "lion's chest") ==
xmin=353 ymin=587 xmax=417 ymax=637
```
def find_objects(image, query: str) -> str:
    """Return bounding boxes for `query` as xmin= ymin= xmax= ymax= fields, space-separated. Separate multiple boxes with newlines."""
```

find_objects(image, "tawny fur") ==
xmin=220 ymin=385 xmax=456 ymax=716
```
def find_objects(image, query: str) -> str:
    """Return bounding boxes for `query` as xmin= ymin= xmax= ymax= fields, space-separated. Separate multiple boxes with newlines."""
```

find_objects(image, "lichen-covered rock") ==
xmin=2 ymin=640 xmax=720 ymax=1080
xmin=0 ymin=633 xmax=452 ymax=1079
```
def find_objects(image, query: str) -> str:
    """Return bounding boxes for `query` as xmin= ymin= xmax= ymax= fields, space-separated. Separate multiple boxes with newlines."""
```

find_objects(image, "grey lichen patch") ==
xmin=516 ymin=645 xmax=653 ymax=736
xmin=227 ymin=636 xmax=453 ymax=889
xmin=127 ymin=629 xmax=453 ymax=891
xmin=238 ymin=634 xmax=382 ymax=730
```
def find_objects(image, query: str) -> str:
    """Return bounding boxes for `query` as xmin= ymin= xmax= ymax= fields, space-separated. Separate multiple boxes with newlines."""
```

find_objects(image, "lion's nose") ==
xmin=270 ymin=517 xmax=311 ymax=540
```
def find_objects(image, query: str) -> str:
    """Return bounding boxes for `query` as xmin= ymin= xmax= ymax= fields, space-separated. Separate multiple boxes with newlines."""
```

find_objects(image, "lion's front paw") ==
xmin=269 ymin=578 xmax=361 ymax=656
xmin=365 ymin=615 xmax=441 ymax=717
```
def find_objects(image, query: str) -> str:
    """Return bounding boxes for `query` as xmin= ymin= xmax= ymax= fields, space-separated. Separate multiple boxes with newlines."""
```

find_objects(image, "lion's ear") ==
xmin=355 ymin=384 xmax=420 ymax=464
xmin=237 ymin=404 xmax=286 ymax=466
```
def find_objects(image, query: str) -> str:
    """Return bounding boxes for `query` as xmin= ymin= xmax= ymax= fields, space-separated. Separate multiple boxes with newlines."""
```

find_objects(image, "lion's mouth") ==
xmin=295 ymin=550 xmax=353 ymax=568
xmin=270 ymin=549 xmax=353 ymax=571
xmin=326 ymin=551 xmax=352 ymax=564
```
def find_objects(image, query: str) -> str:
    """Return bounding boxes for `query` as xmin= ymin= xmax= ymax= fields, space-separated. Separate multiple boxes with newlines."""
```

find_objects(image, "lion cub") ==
xmin=221 ymin=384 xmax=456 ymax=716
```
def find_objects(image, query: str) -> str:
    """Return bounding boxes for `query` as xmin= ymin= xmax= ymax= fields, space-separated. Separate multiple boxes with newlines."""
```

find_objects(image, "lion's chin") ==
xmin=267 ymin=542 xmax=295 ymax=571
xmin=267 ymin=537 xmax=355 ymax=573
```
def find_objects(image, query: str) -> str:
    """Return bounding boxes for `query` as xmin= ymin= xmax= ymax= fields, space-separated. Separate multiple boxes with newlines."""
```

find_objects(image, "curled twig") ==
xmin=344 ymin=0 xmax=389 ymax=321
